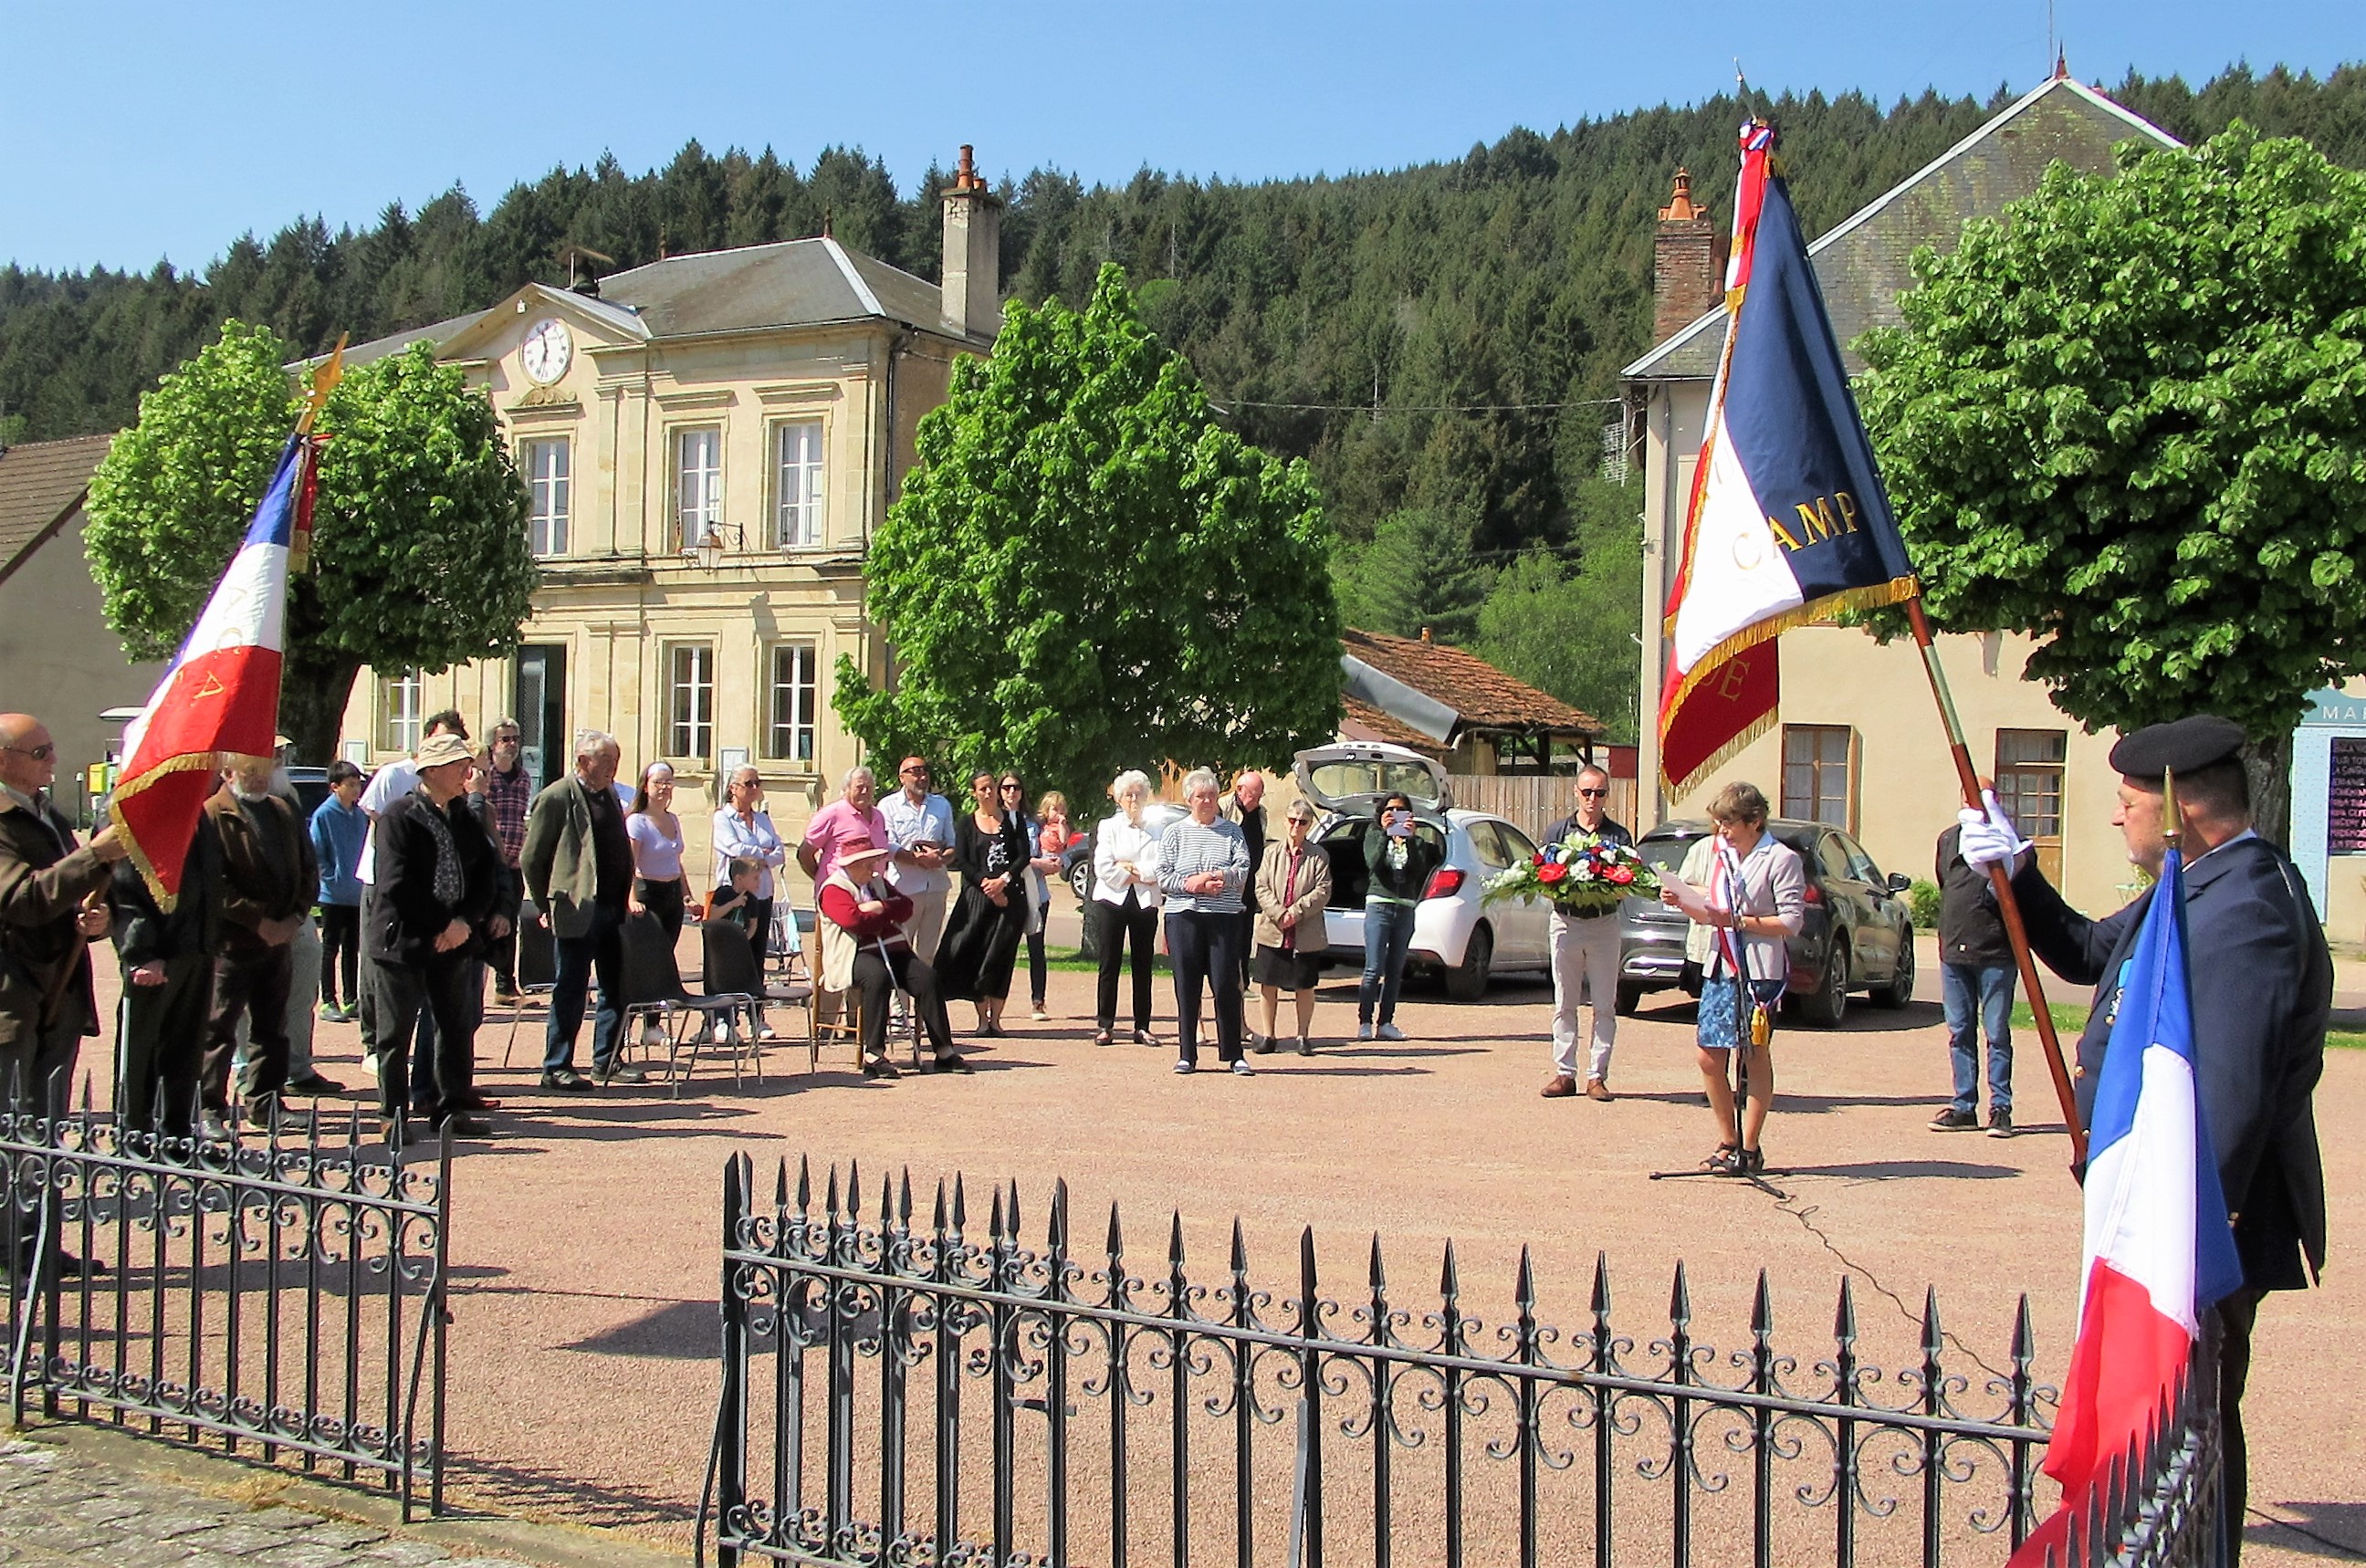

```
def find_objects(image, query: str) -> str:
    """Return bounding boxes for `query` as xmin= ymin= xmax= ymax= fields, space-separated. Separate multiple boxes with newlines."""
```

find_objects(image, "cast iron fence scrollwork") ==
xmin=702 ymin=1154 xmax=2215 ymax=1568
xmin=1 ymin=1085 xmax=450 ymax=1517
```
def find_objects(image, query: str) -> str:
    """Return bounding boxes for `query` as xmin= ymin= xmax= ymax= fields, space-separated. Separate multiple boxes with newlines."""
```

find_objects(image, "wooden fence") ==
xmin=1447 ymin=774 xmax=1639 ymax=841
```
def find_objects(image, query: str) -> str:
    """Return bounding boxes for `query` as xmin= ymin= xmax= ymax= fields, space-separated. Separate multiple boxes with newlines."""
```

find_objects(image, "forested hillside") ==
xmin=5 ymin=62 xmax=2358 ymax=737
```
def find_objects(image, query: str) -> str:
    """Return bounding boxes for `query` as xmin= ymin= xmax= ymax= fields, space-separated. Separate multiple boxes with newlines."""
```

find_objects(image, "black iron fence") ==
xmin=709 ymin=1155 xmax=2210 ymax=1568
xmin=1 ymin=1092 xmax=450 ymax=1517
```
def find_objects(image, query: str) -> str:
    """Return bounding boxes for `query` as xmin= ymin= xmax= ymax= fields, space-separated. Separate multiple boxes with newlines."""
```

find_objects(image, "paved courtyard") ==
xmin=25 ymin=924 xmax=2364 ymax=1563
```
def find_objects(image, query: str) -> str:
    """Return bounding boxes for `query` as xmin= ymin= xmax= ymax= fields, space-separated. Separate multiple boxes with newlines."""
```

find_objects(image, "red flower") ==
xmin=1604 ymin=865 xmax=1634 ymax=885
xmin=1536 ymin=862 xmax=1569 ymax=884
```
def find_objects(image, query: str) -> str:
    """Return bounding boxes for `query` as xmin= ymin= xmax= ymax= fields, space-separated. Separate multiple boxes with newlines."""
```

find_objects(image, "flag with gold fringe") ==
xmin=1658 ymin=122 xmax=1919 ymax=795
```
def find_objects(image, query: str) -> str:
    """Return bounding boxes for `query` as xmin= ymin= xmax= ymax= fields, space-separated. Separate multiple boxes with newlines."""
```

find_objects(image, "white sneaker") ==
xmin=1230 ymin=1060 xmax=1254 ymax=1077
xmin=1356 ymin=1023 xmax=1375 ymax=1041
xmin=711 ymin=1019 xmax=733 ymax=1044
xmin=1377 ymin=1023 xmax=1408 ymax=1042
xmin=641 ymin=1021 xmax=665 ymax=1050
xmin=758 ymin=1025 xmax=780 ymax=1041
xmin=1171 ymin=1060 xmax=1195 ymax=1075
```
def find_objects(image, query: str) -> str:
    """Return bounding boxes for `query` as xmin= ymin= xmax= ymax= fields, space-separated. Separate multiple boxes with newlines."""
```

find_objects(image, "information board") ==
xmin=2328 ymin=737 xmax=2366 ymax=855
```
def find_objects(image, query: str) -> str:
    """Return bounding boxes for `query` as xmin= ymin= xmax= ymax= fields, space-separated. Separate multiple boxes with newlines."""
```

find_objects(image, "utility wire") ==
xmin=1209 ymin=395 xmax=1626 ymax=413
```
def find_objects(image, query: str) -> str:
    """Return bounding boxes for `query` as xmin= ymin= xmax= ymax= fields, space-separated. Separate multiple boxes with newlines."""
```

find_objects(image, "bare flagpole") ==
xmin=1904 ymin=595 xmax=2086 ymax=1166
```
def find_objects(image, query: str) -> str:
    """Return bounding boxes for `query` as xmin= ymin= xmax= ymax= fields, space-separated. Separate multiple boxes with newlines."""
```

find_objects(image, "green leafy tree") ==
xmin=1858 ymin=124 xmax=2366 ymax=841
xmin=86 ymin=320 xmax=538 ymax=761
xmin=1474 ymin=476 xmax=1645 ymax=741
xmin=835 ymin=264 xmax=1341 ymax=801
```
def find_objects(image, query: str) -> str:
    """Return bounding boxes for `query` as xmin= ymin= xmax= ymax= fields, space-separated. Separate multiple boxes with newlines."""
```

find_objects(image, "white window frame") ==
xmin=667 ymin=644 xmax=716 ymax=761
xmin=379 ymin=671 xmax=422 ymax=754
xmin=767 ymin=643 xmax=819 ymax=763
xmin=772 ymin=419 xmax=825 ymax=549
xmin=523 ymin=436 xmax=571 ymax=556
xmin=1781 ymin=724 xmax=1855 ymax=830
xmin=674 ymin=425 xmax=724 ymax=552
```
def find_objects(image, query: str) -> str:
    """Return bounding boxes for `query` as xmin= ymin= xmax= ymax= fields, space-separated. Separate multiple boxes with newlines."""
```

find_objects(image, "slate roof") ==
xmin=1623 ymin=77 xmax=2181 ymax=382
xmin=0 ymin=434 xmax=111 ymax=585
xmin=1342 ymin=628 xmax=1604 ymax=737
xmin=331 ymin=235 xmax=977 ymax=368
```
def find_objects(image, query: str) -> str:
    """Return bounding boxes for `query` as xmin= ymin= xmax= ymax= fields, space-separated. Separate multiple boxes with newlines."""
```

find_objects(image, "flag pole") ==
xmin=1904 ymin=593 xmax=2087 ymax=1167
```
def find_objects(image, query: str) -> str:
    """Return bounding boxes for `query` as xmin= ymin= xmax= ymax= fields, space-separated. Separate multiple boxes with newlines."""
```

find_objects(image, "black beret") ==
xmin=2109 ymin=715 xmax=2246 ymax=779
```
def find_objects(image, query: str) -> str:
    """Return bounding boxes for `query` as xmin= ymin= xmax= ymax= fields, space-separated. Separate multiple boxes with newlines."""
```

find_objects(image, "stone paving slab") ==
xmin=0 ymin=1426 xmax=681 ymax=1566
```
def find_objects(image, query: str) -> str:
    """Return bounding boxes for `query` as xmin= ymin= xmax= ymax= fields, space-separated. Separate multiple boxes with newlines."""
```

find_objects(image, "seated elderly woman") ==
xmin=816 ymin=833 xmax=966 ymax=1081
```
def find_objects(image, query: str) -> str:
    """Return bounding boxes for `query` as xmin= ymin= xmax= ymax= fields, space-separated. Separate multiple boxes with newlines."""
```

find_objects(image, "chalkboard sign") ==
xmin=2329 ymin=737 xmax=2366 ymax=855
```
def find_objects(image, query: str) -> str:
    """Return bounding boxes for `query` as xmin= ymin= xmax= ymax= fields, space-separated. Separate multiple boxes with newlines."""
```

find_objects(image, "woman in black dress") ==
xmin=937 ymin=769 xmax=1030 ymax=1035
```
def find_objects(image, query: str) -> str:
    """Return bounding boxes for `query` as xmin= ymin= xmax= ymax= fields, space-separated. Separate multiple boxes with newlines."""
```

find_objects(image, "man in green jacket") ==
xmin=520 ymin=730 xmax=642 ymax=1089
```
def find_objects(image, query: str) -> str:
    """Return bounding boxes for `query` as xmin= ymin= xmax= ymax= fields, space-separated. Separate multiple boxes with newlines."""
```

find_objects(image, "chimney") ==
xmin=1651 ymin=169 xmax=1727 ymax=343
xmin=940 ymin=144 xmax=1003 ymax=341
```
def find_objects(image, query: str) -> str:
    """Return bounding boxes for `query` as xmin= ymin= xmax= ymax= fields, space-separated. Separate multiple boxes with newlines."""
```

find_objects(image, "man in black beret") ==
xmin=1957 ymin=713 xmax=2326 ymax=1559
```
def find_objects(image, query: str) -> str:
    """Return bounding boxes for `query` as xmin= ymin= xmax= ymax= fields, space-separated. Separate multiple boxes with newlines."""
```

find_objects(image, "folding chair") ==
xmin=615 ymin=912 xmax=752 ymax=1096
xmin=699 ymin=921 xmax=781 ymax=1086
xmin=499 ymin=911 xmax=560 ymax=1067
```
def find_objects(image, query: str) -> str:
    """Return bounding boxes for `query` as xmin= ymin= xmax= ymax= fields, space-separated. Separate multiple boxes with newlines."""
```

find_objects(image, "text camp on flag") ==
xmin=1657 ymin=120 xmax=1919 ymax=797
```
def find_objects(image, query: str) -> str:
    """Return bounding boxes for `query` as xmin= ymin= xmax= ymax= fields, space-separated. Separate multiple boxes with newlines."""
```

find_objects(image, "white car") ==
xmin=1293 ymin=742 xmax=1554 ymax=1000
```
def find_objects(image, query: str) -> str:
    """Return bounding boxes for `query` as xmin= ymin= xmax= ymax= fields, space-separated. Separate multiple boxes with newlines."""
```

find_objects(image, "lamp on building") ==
xmin=687 ymin=521 xmax=742 ymax=572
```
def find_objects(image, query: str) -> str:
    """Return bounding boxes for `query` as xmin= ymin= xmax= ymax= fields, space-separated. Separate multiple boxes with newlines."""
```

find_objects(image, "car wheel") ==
xmin=1615 ymin=981 xmax=1643 ymax=1016
xmin=1799 ymin=939 xmax=1850 ymax=1028
xmin=1445 ymin=924 xmax=1493 ymax=1002
xmin=1069 ymin=860 xmax=1094 ymax=904
xmin=1871 ymin=931 xmax=1915 ymax=1009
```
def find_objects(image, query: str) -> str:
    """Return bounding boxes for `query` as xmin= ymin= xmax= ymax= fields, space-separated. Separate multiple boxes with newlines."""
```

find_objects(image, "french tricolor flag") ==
xmin=2010 ymin=841 xmax=2242 ymax=1563
xmin=107 ymin=434 xmax=309 ymax=907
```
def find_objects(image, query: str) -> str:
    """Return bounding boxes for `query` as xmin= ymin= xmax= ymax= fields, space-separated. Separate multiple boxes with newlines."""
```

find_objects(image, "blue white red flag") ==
xmin=2007 ymin=842 xmax=2242 ymax=1564
xmin=107 ymin=434 xmax=310 ymax=906
xmin=1657 ymin=123 xmax=1919 ymax=795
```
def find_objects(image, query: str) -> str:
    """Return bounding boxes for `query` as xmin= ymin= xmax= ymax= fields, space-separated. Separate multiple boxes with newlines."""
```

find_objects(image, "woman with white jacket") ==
xmin=1091 ymin=770 xmax=1164 ymax=1047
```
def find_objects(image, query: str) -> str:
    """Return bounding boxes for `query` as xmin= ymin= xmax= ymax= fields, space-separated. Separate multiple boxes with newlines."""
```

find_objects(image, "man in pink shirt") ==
xmin=799 ymin=765 xmax=888 ymax=890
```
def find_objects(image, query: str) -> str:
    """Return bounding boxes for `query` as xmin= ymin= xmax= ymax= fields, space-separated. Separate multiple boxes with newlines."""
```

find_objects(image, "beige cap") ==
xmin=415 ymin=733 xmax=476 ymax=769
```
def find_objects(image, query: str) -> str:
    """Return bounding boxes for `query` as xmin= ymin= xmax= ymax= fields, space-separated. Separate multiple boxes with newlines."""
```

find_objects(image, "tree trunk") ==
xmin=2241 ymin=729 xmax=2294 ymax=849
xmin=278 ymin=645 xmax=363 ymax=768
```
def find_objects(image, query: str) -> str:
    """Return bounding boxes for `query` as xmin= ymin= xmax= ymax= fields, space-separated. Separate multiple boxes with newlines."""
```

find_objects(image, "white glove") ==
xmin=1956 ymin=789 xmax=2030 ymax=870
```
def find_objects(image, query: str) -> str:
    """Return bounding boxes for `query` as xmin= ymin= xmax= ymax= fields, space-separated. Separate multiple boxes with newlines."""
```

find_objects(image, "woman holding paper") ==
xmin=1659 ymin=782 xmax=1805 ymax=1176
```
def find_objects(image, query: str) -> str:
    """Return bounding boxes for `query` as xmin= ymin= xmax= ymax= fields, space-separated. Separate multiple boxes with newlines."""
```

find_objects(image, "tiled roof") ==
xmin=1340 ymin=697 xmax=1446 ymax=752
xmin=1623 ymin=77 xmax=2181 ymax=382
xmin=1342 ymin=628 xmax=1604 ymax=736
xmin=0 ymin=434 xmax=111 ymax=584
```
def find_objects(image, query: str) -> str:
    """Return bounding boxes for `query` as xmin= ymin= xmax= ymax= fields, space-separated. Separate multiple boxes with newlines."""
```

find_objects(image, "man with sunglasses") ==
xmin=1541 ymin=765 xmax=1631 ymax=1102
xmin=0 ymin=716 xmax=131 ymax=1134
xmin=879 ymin=757 xmax=955 ymax=962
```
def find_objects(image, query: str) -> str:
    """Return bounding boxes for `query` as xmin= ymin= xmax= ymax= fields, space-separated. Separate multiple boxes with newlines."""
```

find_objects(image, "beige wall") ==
xmin=1631 ymin=376 xmax=2138 ymax=918
xmin=338 ymin=293 xmax=980 ymax=900
xmin=0 ymin=507 xmax=167 ymax=826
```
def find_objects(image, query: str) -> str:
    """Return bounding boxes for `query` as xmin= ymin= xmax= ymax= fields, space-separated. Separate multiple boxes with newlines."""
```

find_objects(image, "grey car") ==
xmin=1614 ymin=819 xmax=1917 ymax=1027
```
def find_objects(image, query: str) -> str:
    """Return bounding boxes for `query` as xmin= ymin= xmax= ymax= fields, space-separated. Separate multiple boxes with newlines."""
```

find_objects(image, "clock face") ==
xmin=520 ymin=318 xmax=572 ymax=384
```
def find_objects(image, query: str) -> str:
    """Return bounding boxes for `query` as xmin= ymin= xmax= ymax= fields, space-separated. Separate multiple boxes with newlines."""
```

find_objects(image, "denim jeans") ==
xmin=1357 ymin=899 xmax=1419 ymax=1026
xmin=1941 ymin=961 xmax=2015 ymax=1116
xmin=543 ymin=904 xmax=626 ymax=1075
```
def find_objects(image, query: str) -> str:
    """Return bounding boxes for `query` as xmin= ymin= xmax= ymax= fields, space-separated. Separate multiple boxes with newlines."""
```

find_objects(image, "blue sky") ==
xmin=7 ymin=0 xmax=2356 ymax=274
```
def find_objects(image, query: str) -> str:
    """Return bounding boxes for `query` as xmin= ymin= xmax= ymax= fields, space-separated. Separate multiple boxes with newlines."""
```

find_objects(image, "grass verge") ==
xmin=2011 ymin=999 xmax=2366 ymax=1050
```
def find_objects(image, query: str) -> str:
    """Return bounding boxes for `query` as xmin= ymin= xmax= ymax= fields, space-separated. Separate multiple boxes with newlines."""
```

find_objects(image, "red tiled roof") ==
xmin=1343 ymin=627 xmax=1603 ymax=736
xmin=1340 ymin=698 xmax=1447 ymax=753
xmin=0 ymin=434 xmax=111 ymax=584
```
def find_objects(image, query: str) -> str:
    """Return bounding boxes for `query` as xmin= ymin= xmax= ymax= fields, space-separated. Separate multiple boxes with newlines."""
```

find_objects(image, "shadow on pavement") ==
xmin=439 ymin=1450 xmax=691 ymax=1532
xmin=1776 ymin=1158 xmax=2021 ymax=1181
xmin=2250 ymin=1500 xmax=2366 ymax=1558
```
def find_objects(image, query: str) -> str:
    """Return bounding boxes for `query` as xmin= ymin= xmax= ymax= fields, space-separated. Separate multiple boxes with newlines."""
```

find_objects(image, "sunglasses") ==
xmin=5 ymin=743 xmax=57 ymax=762
xmin=1000 ymin=782 xmax=1023 ymax=792
xmin=1577 ymin=788 xmax=1609 ymax=798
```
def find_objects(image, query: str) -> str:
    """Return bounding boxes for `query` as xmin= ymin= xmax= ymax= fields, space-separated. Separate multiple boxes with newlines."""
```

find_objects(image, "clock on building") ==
xmin=520 ymin=318 xmax=573 ymax=384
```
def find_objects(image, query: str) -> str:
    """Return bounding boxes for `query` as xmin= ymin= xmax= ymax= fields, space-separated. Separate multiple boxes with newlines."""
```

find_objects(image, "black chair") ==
xmin=616 ymin=911 xmax=752 ymax=1095
xmin=498 ymin=908 xmax=560 ymax=1067
xmin=699 ymin=921 xmax=788 ymax=1084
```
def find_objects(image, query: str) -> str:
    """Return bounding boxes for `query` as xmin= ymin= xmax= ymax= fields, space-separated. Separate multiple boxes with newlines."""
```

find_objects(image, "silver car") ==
xmin=1293 ymin=742 xmax=1554 ymax=1000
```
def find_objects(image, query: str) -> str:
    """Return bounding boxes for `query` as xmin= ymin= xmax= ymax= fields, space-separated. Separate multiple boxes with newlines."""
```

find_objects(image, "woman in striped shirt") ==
xmin=1158 ymin=768 xmax=1254 ymax=1075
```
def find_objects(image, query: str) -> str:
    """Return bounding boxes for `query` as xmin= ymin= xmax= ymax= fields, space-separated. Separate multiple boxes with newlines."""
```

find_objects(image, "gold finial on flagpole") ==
xmin=297 ymin=333 xmax=348 ymax=436
xmin=2162 ymin=768 xmax=2181 ymax=851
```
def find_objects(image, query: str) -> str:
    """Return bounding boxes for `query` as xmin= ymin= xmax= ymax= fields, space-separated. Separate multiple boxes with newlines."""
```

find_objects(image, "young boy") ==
xmin=707 ymin=858 xmax=776 ymax=1041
